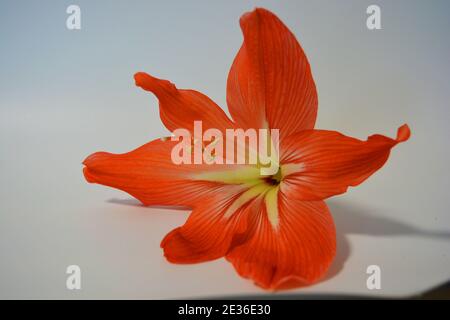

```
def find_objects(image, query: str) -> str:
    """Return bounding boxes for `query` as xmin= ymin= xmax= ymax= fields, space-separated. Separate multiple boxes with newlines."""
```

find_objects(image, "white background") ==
xmin=0 ymin=0 xmax=449 ymax=298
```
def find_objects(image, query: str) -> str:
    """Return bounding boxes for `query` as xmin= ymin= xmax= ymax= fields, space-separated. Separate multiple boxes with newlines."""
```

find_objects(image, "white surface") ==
xmin=0 ymin=0 xmax=449 ymax=298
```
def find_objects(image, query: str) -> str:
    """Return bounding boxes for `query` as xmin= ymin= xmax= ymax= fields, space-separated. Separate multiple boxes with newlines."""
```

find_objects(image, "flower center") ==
xmin=262 ymin=167 xmax=282 ymax=186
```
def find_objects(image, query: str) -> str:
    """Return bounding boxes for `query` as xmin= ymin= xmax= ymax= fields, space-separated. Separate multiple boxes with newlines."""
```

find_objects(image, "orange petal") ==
xmin=227 ymin=8 xmax=317 ymax=138
xmin=134 ymin=72 xmax=235 ymax=133
xmin=280 ymin=124 xmax=411 ymax=201
xmin=83 ymin=137 xmax=249 ymax=207
xmin=161 ymin=191 xmax=261 ymax=263
xmin=226 ymin=192 xmax=336 ymax=290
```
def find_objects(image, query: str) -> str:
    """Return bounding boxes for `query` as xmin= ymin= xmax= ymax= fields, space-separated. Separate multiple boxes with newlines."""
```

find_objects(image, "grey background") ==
xmin=0 ymin=0 xmax=449 ymax=298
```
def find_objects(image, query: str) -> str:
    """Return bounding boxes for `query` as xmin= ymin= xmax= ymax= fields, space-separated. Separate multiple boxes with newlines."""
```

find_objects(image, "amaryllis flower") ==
xmin=83 ymin=8 xmax=410 ymax=290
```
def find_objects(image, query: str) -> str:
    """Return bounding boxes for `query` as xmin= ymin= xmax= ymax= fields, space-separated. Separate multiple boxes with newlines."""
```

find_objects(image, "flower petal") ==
xmin=227 ymin=8 xmax=317 ymax=138
xmin=134 ymin=72 xmax=235 ymax=133
xmin=161 ymin=190 xmax=263 ymax=263
xmin=280 ymin=124 xmax=411 ymax=201
xmin=83 ymin=137 xmax=256 ymax=207
xmin=226 ymin=191 xmax=336 ymax=290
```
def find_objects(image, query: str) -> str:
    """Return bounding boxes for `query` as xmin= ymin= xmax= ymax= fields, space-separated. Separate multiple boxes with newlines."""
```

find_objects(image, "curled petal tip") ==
xmin=269 ymin=275 xmax=311 ymax=291
xmin=396 ymin=124 xmax=411 ymax=143
xmin=82 ymin=154 xmax=94 ymax=166
xmin=133 ymin=72 xmax=149 ymax=88
xmin=82 ymin=152 xmax=108 ymax=167
xmin=82 ymin=154 xmax=97 ymax=183
xmin=240 ymin=7 xmax=270 ymax=25
xmin=82 ymin=152 xmax=111 ymax=183
xmin=247 ymin=7 xmax=271 ymax=16
xmin=83 ymin=166 xmax=96 ymax=183
xmin=133 ymin=71 xmax=176 ymax=96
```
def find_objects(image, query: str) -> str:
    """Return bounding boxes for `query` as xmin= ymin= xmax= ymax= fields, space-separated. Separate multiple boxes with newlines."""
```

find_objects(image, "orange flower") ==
xmin=83 ymin=8 xmax=410 ymax=290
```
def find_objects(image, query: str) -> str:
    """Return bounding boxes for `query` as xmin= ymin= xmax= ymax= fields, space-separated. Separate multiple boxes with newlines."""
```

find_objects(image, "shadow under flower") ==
xmin=107 ymin=197 xmax=190 ymax=211
xmin=107 ymin=197 xmax=450 ymax=285
xmin=325 ymin=198 xmax=450 ymax=282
